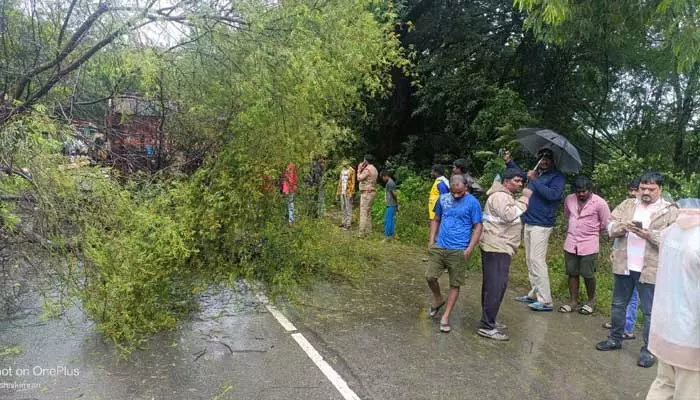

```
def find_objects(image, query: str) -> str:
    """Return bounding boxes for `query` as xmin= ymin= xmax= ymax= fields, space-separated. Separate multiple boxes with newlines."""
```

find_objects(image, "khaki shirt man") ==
xmin=477 ymin=168 xmax=530 ymax=341
xmin=357 ymin=155 xmax=378 ymax=237
xmin=596 ymin=171 xmax=679 ymax=369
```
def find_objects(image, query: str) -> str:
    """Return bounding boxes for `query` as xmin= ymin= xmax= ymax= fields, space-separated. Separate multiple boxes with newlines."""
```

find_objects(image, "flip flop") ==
xmin=558 ymin=304 xmax=575 ymax=313
xmin=428 ymin=301 xmax=445 ymax=318
xmin=477 ymin=328 xmax=509 ymax=341
xmin=579 ymin=304 xmax=594 ymax=315
xmin=623 ymin=333 xmax=636 ymax=340
xmin=528 ymin=302 xmax=553 ymax=312
xmin=440 ymin=322 xmax=451 ymax=333
xmin=514 ymin=295 xmax=537 ymax=304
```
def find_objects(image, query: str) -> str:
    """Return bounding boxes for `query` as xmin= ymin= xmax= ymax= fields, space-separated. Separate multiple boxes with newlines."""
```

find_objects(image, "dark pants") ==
xmin=480 ymin=250 xmax=511 ymax=330
xmin=610 ymin=271 xmax=655 ymax=345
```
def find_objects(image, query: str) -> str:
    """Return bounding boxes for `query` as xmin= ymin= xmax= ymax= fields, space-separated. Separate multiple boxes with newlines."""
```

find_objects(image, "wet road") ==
xmin=284 ymin=243 xmax=657 ymax=400
xmin=1 ymin=284 xmax=343 ymax=400
xmin=1 ymin=242 xmax=657 ymax=400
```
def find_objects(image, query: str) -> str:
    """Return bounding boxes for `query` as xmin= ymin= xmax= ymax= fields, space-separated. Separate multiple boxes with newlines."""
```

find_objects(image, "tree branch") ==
xmin=16 ymin=19 xmax=152 ymax=116
xmin=74 ymin=95 xmax=113 ymax=106
xmin=13 ymin=3 xmax=109 ymax=100
xmin=57 ymin=0 xmax=79 ymax=48
xmin=0 ymin=164 xmax=37 ymax=188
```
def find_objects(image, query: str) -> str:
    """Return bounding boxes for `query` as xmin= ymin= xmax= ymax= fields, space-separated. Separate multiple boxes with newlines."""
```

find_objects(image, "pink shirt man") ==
xmin=563 ymin=193 xmax=611 ymax=255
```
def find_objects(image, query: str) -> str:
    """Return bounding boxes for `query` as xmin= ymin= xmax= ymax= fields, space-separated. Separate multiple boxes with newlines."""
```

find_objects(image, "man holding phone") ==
xmin=596 ymin=171 xmax=679 ymax=368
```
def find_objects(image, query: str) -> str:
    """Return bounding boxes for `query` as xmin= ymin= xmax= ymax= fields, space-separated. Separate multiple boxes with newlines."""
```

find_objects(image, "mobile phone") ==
xmin=632 ymin=221 xmax=643 ymax=229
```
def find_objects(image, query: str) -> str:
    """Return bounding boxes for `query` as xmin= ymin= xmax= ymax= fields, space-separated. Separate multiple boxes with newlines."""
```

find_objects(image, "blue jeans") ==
xmin=624 ymin=287 xmax=639 ymax=334
xmin=610 ymin=272 xmax=654 ymax=346
xmin=384 ymin=206 xmax=396 ymax=237
xmin=286 ymin=194 xmax=295 ymax=224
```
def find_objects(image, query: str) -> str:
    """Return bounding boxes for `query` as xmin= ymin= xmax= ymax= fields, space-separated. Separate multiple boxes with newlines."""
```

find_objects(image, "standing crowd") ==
xmin=278 ymin=149 xmax=698 ymax=399
xmin=424 ymin=149 xmax=697 ymax=399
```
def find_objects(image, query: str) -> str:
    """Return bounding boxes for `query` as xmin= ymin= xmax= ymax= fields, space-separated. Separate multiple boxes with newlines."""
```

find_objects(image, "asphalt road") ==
xmin=1 ymin=243 xmax=658 ymax=400
xmin=0 ymin=284 xmax=343 ymax=400
xmin=283 ymin=244 xmax=658 ymax=400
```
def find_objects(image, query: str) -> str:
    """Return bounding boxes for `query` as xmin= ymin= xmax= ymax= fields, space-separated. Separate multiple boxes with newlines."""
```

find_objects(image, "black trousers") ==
xmin=480 ymin=250 xmax=512 ymax=330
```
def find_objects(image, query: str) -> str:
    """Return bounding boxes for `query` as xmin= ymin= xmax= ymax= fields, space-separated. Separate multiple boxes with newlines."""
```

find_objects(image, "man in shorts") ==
xmin=559 ymin=175 xmax=610 ymax=315
xmin=426 ymin=174 xmax=483 ymax=333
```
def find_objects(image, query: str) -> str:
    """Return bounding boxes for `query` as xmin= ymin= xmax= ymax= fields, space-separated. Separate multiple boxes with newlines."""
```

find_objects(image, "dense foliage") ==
xmin=356 ymin=0 xmax=699 ymax=197
xmin=1 ymin=0 xmax=405 ymax=348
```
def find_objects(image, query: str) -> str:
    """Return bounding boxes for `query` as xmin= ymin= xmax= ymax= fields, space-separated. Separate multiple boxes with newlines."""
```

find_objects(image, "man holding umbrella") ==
xmin=507 ymin=147 xmax=566 ymax=311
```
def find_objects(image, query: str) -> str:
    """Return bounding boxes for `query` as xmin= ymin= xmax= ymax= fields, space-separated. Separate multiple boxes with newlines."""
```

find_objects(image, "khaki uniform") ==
xmin=357 ymin=163 xmax=378 ymax=236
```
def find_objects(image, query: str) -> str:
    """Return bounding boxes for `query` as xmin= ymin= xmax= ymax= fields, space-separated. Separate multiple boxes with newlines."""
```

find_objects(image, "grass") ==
xmin=0 ymin=345 xmax=24 ymax=358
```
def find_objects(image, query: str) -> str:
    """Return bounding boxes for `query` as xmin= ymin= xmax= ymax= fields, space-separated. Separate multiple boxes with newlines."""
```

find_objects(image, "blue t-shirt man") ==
xmin=506 ymin=159 xmax=565 ymax=227
xmin=433 ymin=192 xmax=483 ymax=249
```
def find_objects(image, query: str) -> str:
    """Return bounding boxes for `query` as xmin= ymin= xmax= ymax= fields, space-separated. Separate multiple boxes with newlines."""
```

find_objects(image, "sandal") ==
xmin=440 ymin=322 xmax=451 ymax=333
xmin=579 ymin=304 xmax=594 ymax=315
xmin=528 ymin=302 xmax=553 ymax=312
xmin=514 ymin=295 xmax=537 ymax=304
xmin=477 ymin=328 xmax=509 ymax=341
xmin=602 ymin=321 xmax=612 ymax=329
xmin=558 ymin=304 xmax=576 ymax=313
xmin=428 ymin=301 xmax=445 ymax=318
xmin=623 ymin=333 xmax=636 ymax=340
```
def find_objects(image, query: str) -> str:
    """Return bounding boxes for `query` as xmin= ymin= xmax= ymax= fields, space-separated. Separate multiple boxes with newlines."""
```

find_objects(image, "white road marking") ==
xmin=255 ymin=292 xmax=297 ymax=332
xmin=251 ymin=284 xmax=361 ymax=400
xmin=291 ymin=333 xmax=362 ymax=400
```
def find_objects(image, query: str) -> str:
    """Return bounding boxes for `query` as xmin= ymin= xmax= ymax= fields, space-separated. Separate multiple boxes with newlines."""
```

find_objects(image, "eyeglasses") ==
xmin=537 ymin=151 xmax=553 ymax=159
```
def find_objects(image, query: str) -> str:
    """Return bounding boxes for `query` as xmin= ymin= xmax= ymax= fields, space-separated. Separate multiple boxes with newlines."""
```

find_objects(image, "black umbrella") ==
xmin=515 ymin=128 xmax=582 ymax=173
